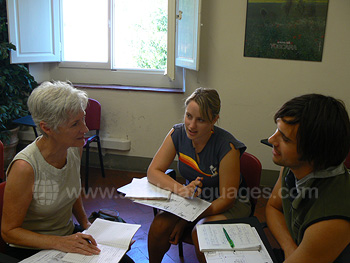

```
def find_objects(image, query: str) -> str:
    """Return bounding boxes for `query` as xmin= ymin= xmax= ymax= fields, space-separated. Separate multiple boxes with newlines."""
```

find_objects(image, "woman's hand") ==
xmin=57 ymin=232 xmax=101 ymax=255
xmin=178 ymin=177 xmax=203 ymax=198
xmin=169 ymin=219 xmax=189 ymax=245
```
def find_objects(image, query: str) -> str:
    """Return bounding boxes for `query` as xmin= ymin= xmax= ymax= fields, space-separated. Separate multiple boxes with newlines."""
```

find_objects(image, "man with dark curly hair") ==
xmin=266 ymin=94 xmax=350 ymax=262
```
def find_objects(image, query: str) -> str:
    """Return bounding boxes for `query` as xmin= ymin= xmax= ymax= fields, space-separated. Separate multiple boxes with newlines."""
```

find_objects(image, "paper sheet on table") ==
xmin=62 ymin=244 xmax=126 ymax=263
xmin=19 ymin=250 xmax=68 ymax=262
xmin=117 ymin=177 xmax=171 ymax=200
xmin=134 ymin=193 xmax=211 ymax=222
xmin=204 ymin=228 xmax=273 ymax=263
xmin=19 ymin=242 xmax=131 ymax=263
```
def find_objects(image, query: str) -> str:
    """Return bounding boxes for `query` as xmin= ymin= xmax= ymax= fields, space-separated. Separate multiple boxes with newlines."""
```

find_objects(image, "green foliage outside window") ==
xmin=134 ymin=7 xmax=167 ymax=70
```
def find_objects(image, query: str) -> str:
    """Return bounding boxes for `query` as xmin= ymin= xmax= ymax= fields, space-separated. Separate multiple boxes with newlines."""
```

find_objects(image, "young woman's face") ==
xmin=184 ymin=101 xmax=215 ymax=142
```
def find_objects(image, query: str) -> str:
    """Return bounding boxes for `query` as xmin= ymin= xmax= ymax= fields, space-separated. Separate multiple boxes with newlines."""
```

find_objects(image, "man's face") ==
xmin=268 ymin=117 xmax=304 ymax=171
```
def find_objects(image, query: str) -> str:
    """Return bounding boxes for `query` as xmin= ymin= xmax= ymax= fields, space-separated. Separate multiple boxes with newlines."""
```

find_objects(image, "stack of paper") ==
xmin=118 ymin=177 xmax=211 ymax=222
xmin=135 ymin=193 xmax=211 ymax=222
xmin=118 ymin=177 xmax=171 ymax=200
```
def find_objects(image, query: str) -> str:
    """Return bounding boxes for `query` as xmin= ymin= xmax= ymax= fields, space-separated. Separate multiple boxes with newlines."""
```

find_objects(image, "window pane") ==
xmin=113 ymin=0 xmax=167 ymax=70
xmin=62 ymin=0 xmax=108 ymax=62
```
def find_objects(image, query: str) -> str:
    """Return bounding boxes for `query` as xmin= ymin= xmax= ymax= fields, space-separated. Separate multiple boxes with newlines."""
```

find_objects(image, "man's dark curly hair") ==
xmin=274 ymin=94 xmax=350 ymax=171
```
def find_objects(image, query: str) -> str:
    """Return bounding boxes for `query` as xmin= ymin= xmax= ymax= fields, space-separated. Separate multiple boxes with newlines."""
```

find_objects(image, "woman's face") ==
xmin=54 ymin=110 xmax=89 ymax=148
xmin=184 ymin=101 xmax=216 ymax=142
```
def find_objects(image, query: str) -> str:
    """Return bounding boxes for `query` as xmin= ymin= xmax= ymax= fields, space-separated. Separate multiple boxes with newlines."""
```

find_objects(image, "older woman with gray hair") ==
xmin=1 ymin=81 xmax=134 ymax=263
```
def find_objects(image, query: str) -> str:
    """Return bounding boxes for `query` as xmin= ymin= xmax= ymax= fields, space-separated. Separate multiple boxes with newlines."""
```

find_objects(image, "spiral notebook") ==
xmin=197 ymin=223 xmax=261 ymax=252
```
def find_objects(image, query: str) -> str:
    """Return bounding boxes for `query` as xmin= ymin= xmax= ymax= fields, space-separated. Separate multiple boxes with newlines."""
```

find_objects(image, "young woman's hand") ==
xmin=178 ymin=177 xmax=203 ymax=198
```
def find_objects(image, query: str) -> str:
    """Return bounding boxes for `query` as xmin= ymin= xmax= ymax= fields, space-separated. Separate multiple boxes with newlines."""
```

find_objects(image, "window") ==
xmin=7 ymin=0 xmax=201 ymax=89
xmin=61 ymin=0 xmax=167 ymax=71
xmin=61 ymin=0 xmax=110 ymax=64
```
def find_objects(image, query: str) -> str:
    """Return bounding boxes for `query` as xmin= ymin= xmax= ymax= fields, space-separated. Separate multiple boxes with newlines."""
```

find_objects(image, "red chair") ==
xmin=0 ymin=140 xmax=4 ymax=182
xmin=240 ymin=152 xmax=262 ymax=217
xmin=0 ymin=181 xmax=7 ymax=253
xmin=84 ymin=98 xmax=105 ymax=193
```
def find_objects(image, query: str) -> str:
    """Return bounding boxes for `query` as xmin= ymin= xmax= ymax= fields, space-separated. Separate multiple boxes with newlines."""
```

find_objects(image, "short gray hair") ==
xmin=27 ymin=81 xmax=88 ymax=136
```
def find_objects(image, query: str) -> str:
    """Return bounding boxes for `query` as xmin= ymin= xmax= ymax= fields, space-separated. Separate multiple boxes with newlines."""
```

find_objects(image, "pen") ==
xmin=191 ymin=178 xmax=202 ymax=198
xmin=191 ymin=185 xmax=199 ymax=198
xmin=223 ymin=227 xmax=235 ymax=248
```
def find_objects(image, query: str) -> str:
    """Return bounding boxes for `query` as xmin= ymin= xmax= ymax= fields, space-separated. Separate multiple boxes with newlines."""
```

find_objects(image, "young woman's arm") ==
xmin=147 ymin=129 xmax=201 ymax=197
xmin=199 ymin=144 xmax=241 ymax=218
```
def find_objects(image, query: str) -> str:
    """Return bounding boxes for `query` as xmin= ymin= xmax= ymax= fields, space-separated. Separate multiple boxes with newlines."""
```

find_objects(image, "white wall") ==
xmin=29 ymin=0 xmax=350 ymax=172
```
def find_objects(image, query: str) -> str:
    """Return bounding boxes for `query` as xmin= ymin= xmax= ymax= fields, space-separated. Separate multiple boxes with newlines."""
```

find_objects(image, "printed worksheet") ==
xmin=63 ymin=244 xmax=126 ymax=263
xmin=134 ymin=193 xmax=211 ymax=221
xmin=19 ymin=250 xmax=67 ymax=262
xmin=117 ymin=177 xmax=172 ymax=200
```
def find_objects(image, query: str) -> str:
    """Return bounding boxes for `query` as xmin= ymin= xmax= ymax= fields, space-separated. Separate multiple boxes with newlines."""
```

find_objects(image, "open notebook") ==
xmin=62 ymin=218 xmax=140 ymax=263
xmin=19 ymin=219 xmax=140 ymax=263
xmin=197 ymin=223 xmax=261 ymax=252
xmin=204 ymin=227 xmax=273 ymax=263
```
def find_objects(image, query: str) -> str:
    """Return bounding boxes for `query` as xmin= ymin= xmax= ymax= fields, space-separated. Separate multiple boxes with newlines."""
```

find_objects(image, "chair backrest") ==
xmin=85 ymin=98 xmax=101 ymax=131
xmin=0 ymin=181 xmax=7 ymax=252
xmin=0 ymin=140 xmax=4 ymax=182
xmin=240 ymin=152 xmax=262 ymax=216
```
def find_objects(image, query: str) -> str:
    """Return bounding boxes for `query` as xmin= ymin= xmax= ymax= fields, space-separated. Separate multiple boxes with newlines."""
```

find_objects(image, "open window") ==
xmin=6 ymin=0 xmax=201 ymax=89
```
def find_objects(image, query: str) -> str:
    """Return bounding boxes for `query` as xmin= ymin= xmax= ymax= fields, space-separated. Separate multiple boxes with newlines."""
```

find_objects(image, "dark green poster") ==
xmin=244 ymin=0 xmax=329 ymax=61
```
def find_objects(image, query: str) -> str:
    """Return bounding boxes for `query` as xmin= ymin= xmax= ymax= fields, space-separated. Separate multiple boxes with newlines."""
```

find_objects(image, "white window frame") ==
xmin=6 ymin=0 xmax=201 ymax=89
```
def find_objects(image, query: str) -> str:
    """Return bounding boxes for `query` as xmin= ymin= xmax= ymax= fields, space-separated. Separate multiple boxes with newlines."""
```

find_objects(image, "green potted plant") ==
xmin=0 ymin=0 xmax=37 ymax=166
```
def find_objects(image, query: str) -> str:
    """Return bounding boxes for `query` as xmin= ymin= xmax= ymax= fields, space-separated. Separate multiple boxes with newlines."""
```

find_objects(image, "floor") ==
xmin=80 ymin=167 xmax=277 ymax=263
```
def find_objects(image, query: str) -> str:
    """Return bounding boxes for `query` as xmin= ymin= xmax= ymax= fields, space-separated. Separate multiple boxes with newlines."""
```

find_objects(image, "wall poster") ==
xmin=244 ymin=0 xmax=329 ymax=62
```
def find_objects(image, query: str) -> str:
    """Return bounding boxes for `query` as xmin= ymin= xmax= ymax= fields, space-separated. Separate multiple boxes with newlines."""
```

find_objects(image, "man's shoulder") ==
xmin=301 ymin=219 xmax=350 ymax=263
xmin=301 ymin=173 xmax=350 ymax=233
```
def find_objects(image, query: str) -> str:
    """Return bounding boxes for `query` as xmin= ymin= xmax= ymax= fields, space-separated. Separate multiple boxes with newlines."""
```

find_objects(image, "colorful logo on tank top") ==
xmin=209 ymin=165 xmax=218 ymax=177
xmin=179 ymin=153 xmax=218 ymax=177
